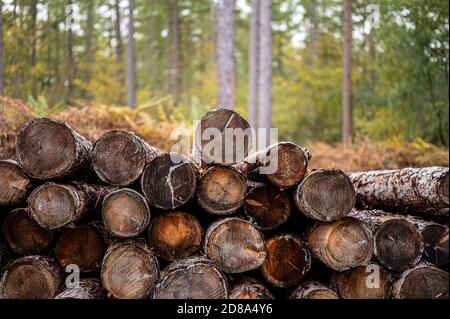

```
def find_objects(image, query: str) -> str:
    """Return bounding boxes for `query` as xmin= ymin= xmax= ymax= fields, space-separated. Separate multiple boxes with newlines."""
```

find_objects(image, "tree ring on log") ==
xmin=0 ymin=160 xmax=32 ymax=205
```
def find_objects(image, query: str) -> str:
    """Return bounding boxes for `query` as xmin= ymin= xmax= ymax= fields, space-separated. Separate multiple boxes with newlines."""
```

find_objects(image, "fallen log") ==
xmin=101 ymin=240 xmax=159 ymax=299
xmin=0 ymin=159 xmax=32 ymax=205
xmin=229 ymin=277 xmax=274 ymax=299
xmin=294 ymin=169 xmax=356 ymax=222
xmin=54 ymin=278 xmax=106 ymax=299
xmin=147 ymin=211 xmax=202 ymax=261
xmin=330 ymin=263 xmax=392 ymax=299
xmin=102 ymin=188 xmax=151 ymax=238
xmin=196 ymin=166 xmax=247 ymax=215
xmin=349 ymin=210 xmax=424 ymax=272
xmin=2 ymin=208 xmax=53 ymax=255
xmin=140 ymin=153 xmax=198 ymax=210
xmin=204 ymin=217 xmax=267 ymax=273
xmin=349 ymin=167 xmax=449 ymax=217
xmin=261 ymin=234 xmax=311 ymax=288
xmin=16 ymin=118 xmax=91 ymax=180
xmin=92 ymin=130 xmax=159 ymax=186
xmin=234 ymin=142 xmax=310 ymax=188
xmin=392 ymin=262 xmax=449 ymax=299
xmin=152 ymin=255 xmax=228 ymax=299
xmin=290 ymin=281 xmax=339 ymax=299
xmin=307 ymin=217 xmax=374 ymax=271
xmin=0 ymin=255 xmax=63 ymax=299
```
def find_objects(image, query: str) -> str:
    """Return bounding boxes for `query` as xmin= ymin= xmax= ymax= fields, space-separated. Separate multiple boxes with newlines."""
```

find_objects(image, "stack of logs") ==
xmin=0 ymin=108 xmax=448 ymax=299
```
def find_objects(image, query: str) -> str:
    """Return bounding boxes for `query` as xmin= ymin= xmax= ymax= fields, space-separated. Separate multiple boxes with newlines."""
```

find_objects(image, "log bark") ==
xmin=290 ymin=281 xmax=339 ymax=299
xmin=28 ymin=182 xmax=110 ymax=229
xmin=349 ymin=210 xmax=424 ymax=273
xmin=152 ymin=255 xmax=228 ymax=299
xmin=140 ymin=153 xmax=198 ymax=210
xmin=349 ymin=167 xmax=449 ymax=217
xmin=0 ymin=243 xmax=10 ymax=272
xmin=229 ymin=276 xmax=274 ymax=299
xmin=330 ymin=263 xmax=393 ymax=299
xmin=294 ymin=169 xmax=356 ymax=222
xmin=261 ymin=234 xmax=311 ymax=288
xmin=234 ymin=142 xmax=310 ymax=188
xmin=92 ymin=130 xmax=159 ymax=186
xmin=196 ymin=166 xmax=247 ymax=215
xmin=392 ymin=262 xmax=449 ymax=299
xmin=307 ymin=217 xmax=374 ymax=271
xmin=54 ymin=224 xmax=106 ymax=272
xmin=2 ymin=208 xmax=53 ymax=255
xmin=101 ymin=240 xmax=159 ymax=299
xmin=54 ymin=278 xmax=106 ymax=299
xmin=16 ymin=118 xmax=92 ymax=180
xmin=204 ymin=217 xmax=267 ymax=273
xmin=244 ymin=185 xmax=291 ymax=230
xmin=102 ymin=188 xmax=151 ymax=238
xmin=147 ymin=211 xmax=202 ymax=261
xmin=194 ymin=108 xmax=251 ymax=165
xmin=0 ymin=255 xmax=63 ymax=299
xmin=0 ymin=159 xmax=32 ymax=205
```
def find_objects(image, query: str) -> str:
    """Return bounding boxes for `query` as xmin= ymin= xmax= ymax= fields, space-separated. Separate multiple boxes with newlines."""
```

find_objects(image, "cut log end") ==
xmin=141 ymin=153 xmax=198 ymax=210
xmin=152 ymin=256 xmax=228 ymax=299
xmin=204 ymin=218 xmax=267 ymax=273
xmin=375 ymin=219 xmax=424 ymax=273
xmin=422 ymin=224 xmax=449 ymax=267
xmin=0 ymin=256 xmax=62 ymax=299
xmin=102 ymin=188 xmax=151 ymax=238
xmin=54 ymin=278 xmax=106 ymax=299
xmin=197 ymin=166 xmax=247 ymax=215
xmin=2 ymin=208 xmax=53 ymax=255
xmin=55 ymin=225 xmax=106 ymax=272
xmin=147 ymin=211 xmax=202 ymax=261
xmin=290 ymin=282 xmax=339 ymax=299
xmin=229 ymin=277 xmax=274 ymax=299
xmin=261 ymin=234 xmax=311 ymax=288
xmin=0 ymin=160 xmax=32 ymax=205
xmin=438 ymin=171 xmax=449 ymax=205
xmin=295 ymin=169 xmax=356 ymax=222
xmin=244 ymin=185 xmax=291 ymax=230
xmin=101 ymin=241 xmax=159 ymax=299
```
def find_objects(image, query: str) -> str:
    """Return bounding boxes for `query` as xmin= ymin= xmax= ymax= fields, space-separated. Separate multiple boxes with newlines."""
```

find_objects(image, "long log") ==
xmin=229 ymin=277 xmax=274 ymax=299
xmin=92 ymin=130 xmax=159 ymax=186
xmin=0 ymin=255 xmax=63 ymax=299
xmin=28 ymin=182 xmax=109 ymax=229
xmin=16 ymin=118 xmax=91 ymax=180
xmin=102 ymin=188 xmax=151 ymax=238
xmin=101 ymin=240 xmax=159 ymax=299
xmin=194 ymin=108 xmax=252 ymax=165
xmin=54 ymin=224 xmax=106 ymax=272
xmin=307 ymin=217 xmax=374 ymax=271
xmin=349 ymin=210 xmax=424 ymax=272
xmin=152 ymin=255 xmax=228 ymax=299
xmin=392 ymin=262 xmax=449 ymax=299
xmin=234 ymin=142 xmax=310 ymax=188
xmin=54 ymin=278 xmax=106 ymax=299
xmin=196 ymin=166 xmax=247 ymax=215
xmin=330 ymin=263 xmax=392 ymax=299
xmin=349 ymin=167 xmax=449 ymax=217
xmin=204 ymin=217 xmax=267 ymax=273
xmin=243 ymin=185 xmax=291 ymax=230
xmin=0 ymin=159 xmax=32 ymax=205
xmin=261 ymin=234 xmax=311 ymax=288
xmin=2 ymin=208 xmax=53 ymax=255
xmin=290 ymin=281 xmax=339 ymax=299
xmin=147 ymin=211 xmax=202 ymax=261
xmin=294 ymin=169 xmax=356 ymax=222
xmin=140 ymin=153 xmax=198 ymax=210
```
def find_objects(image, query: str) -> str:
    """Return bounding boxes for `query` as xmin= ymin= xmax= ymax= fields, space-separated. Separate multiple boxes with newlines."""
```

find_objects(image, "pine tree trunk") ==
xmin=167 ymin=0 xmax=182 ymax=105
xmin=248 ymin=0 xmax=260 ymax=129
xmin=127 ymin=0 xmax=136 ymax=108
xmin=31 ymin=0 xmax=38 ymax=97
xmin=0 ymin=159 xmax=33 ymax=205
xmin=114 ymin=0 xmax=125 ymax=105
xmin=229 ymin=276 xmax=274 ymax=299
xmin=290 ymin=281 xmax=339 ymax=299
xmin=54 ymin=278 xmax=106 ymax=299
xmin=342 ymin=0 xmax=353 ymax=147
xmin=310 ymin=0 xmax=318 ymax=56
xmin=85 ymin=0 xmax=94 ymax=86
xmin=66 ymin=0 xmax=75 ymax=104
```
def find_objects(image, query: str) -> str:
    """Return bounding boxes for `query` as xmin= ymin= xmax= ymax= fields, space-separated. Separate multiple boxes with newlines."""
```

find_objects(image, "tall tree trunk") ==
xmin=368 ymin=28 xmax=375 ymax=92
xmin=0 ymin=0 xmax=3 ymax=96
xmin=209 ymin=0 xmax=217 ymax=65
xmin=310 ymin=0 xmax=318 ymax=56
xmin=167 ymin=0 xmax=182 ymax=105
xmin=31 ymin=0 xmax=38 ymax=98
xmin=127 ymin=0 xmax=136 ymax=108
xmin=248 ymin=0 xmax=260 ymax=129
xmin=65 ymin=0 xmax=74 ymax=105
xmin=217 ymin=0 xmax=236 ymax=109
xmin=114 ymin=0 xmax=125 ymax=105
xmin=342 ymin=0 xmax=352 ymax=147
xmin=258 ymin=0 xmax=272 ymax=146
xmin=86 ymin=0 xmax=94 ymax=81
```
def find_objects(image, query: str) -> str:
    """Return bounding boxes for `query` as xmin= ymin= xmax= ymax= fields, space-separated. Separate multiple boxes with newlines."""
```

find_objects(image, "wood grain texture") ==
xmin=229 ymin=276 xmax=274 ymax=299
xmin=290 ymin=281 xmax=339 ymax=299
xmin=0 ymin=159 xmax=32 ymax=205
xmin=54 ymin=278 xmax=106 ymax=299
xmin=294 ymin=169 xmax=356 ymax=222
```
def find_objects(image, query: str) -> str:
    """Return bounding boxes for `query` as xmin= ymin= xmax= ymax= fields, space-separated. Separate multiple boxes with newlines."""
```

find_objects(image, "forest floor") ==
xmin=1 ymin=96 xmax=448 ymax=171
